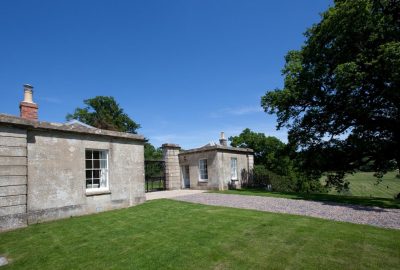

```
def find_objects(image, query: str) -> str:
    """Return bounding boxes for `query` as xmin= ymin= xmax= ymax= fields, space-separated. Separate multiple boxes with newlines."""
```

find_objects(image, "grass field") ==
xmin=328 ymin=171 xmax=400 ymax=198
xmin=215 ymin=172 xmax=400 ymax=209
xmin=0 ymin=199 xmax=399 ymax=270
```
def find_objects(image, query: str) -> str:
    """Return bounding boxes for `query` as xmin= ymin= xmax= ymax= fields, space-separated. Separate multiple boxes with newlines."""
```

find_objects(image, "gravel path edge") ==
xmin=172 ymin=193 xmax=400 ymax=230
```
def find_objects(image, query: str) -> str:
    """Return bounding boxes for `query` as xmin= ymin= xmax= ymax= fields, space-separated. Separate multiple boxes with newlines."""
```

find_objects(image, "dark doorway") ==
xmin=182 ymin=165 xmax=190 ymax=188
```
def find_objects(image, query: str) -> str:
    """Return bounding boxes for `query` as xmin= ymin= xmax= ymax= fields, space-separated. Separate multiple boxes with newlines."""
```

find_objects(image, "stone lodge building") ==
xmin=1 ymin=84 xmax=254 ymax=231
xmin=163 ymin=133 xmax=254 ymax=190
xmin=0 ymin=85 xmax=146 ymax=231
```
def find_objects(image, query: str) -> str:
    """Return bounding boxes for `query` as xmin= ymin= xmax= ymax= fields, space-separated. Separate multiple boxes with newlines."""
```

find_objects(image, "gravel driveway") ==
xmin=172 ymin=193 xmax=400 ymax=230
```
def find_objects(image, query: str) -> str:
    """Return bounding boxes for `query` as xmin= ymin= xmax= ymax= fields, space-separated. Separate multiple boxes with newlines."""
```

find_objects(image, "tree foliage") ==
xmin=229 ymin=128 xmax=291 ymax=175
xmin=261 ymin=0 xmax=400 ymax=188
xmin=144 ymin=143 xmax=163 ymax=160
xmin=230 ymin=128 xmax=324 ymax=193
xmin=66 ymin=96 xmax=140 ymax=134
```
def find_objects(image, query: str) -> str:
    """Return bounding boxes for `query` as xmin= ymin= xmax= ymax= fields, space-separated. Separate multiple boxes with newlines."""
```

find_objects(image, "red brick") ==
xmin=19 ymin=102 xmax=38 ymax=121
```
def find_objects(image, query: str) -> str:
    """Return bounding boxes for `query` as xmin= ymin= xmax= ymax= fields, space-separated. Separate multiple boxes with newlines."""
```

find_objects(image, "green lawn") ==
xmin=0 ymin=200 xmax=399 ymax=269
xmin=328 ymin=171 xmax=400 ymax=198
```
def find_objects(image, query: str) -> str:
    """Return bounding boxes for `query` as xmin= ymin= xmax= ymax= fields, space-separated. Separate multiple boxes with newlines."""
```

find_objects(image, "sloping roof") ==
xmin=0 ymin=114 xmax=145 ymax=142
xmin=202 ymin=141 xmax=219 ymax=147
xmin=65 ymin=119 xmax=95 ymax=128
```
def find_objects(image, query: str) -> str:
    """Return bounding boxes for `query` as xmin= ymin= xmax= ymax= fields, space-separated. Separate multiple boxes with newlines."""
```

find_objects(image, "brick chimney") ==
xmin=20 ymin=84 xmax=38 ymax=121
xmin=219 ymin=131 xmax=227 ymax=146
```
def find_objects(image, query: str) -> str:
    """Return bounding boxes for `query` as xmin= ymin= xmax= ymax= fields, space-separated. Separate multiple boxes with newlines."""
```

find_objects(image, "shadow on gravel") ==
xmin=316 ymin=200 xmax=392 ymax=212
xmin=212 ymin=189 xmax=400 ymax=210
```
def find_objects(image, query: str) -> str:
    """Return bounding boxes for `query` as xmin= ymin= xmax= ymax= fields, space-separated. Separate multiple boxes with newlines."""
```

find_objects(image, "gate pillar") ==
xmin=162 ymin=143 xmax=182 ymax=190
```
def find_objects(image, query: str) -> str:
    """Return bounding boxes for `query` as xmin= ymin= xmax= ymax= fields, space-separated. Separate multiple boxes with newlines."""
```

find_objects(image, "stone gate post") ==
xmin=162 ymin=143 xmax=182 ymax=190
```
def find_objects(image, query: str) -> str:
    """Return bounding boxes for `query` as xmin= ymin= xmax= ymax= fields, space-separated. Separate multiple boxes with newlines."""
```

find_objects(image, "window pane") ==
xmin=99 ymin=151 xmax=107 ymax=159
xmin=85 ymin=160 xmax=92 ymax=169
xmin=86 ymin=170 xmax=92 ymax=178
xmin=100 ymin=160 xmax=107 ymax=169
xmin=86 ymin=179 xmax=92 ymax=189
xmin=93 ymin=170 xmax=100 ymax=178
xmin=93 ymin=159 xmax=100 ymax=169
xmin=93 ymin=151 xmax=100 ymax=159
xmin=85 ymin=150 xmax=92 ymax=159
xmin=93 ymin=179 xmax=100 ymax=188
xmin=100 ymin=170 xmax=107 ymax=188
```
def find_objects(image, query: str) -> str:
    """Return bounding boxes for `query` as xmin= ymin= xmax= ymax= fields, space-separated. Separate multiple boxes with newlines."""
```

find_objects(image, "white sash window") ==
xmin=85 ymin=149 xmax=109 ymax=191
xmin=231 ymin=158 xmax=237 ymax=180
xmin=198 ymin=159 xmax=208 ymax=181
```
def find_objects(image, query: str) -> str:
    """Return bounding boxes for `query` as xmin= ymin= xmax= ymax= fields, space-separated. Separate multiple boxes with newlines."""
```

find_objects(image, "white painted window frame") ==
xmin=231 ymin=157 xmax=238 ymax=180
xmin=198 ymin=159 xmax=208 ymax=182
xmin=85 ymin=149 xmax=109 ymax=192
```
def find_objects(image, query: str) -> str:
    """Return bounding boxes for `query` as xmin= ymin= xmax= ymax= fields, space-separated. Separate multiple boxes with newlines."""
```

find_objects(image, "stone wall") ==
xmin=0 ymin=126 xmax=28 ymax=231
xmin=162 ymin=144 xmax=182 ymax=190
xmin=179 ymin=150 xmax=219 ymax=190
xmin=216 ymin=152 xmax=253 ymax=190
xmin=0 ymin=114 xmax=146 ymax=231
xmin=179 ymin=149 xmax=254 ymax=190
xmin=27 ymin=130 xmax=145 ymax=224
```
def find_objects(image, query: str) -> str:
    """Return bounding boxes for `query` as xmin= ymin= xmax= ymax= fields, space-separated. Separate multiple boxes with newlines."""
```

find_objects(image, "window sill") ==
xmin=85 ymin=189 xmax=111 ymax=196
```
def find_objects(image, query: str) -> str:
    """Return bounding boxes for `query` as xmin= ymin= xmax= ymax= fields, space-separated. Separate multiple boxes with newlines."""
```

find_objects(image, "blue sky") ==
xmin=0 ymin=0 xmax=332 ymax=149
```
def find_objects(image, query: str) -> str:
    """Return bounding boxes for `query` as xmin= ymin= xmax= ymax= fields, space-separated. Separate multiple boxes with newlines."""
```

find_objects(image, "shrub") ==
xmin=241 ymin=165 xmax=295 ymax=192
xmin=241 ymin=165 xmax=324 ymax=193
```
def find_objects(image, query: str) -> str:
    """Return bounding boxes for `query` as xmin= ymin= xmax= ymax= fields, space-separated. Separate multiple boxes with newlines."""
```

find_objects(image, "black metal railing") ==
xmin=145 ymin=160 xmax=166 ymax=192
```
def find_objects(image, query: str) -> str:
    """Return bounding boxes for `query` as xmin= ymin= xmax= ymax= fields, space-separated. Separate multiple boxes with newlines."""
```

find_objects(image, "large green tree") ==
xmin=229 ymin=128 xmax=292 ymax=176
xmin=230 ymin=129 xmax=323 ymax=192
xmin=261 ymin=0 xmax=400 ymax=187
xmin=66 ymin=96 xmax=140 ymax=134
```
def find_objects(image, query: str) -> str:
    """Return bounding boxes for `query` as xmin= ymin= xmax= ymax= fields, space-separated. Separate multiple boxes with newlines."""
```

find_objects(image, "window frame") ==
xmin=231 ymin=157 xmax=238 ymax=180
xmin=85 ymin=149 xmax=109 ymax=193
xmin=198 ymin=159 xmax=208 ymax=182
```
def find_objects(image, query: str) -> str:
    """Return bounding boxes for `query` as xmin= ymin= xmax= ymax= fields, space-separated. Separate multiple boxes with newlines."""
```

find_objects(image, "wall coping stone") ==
xmin=162 ymin=143 xmax=181 ymax=149
xmin=0 ymin=114 xmax=145 ymax=142
xmin=179 ymin=145 xmax=253 ymax=155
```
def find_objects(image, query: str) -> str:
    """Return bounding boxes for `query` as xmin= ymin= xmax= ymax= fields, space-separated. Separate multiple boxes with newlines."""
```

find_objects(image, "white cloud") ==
xmin=37 ymin=96 xmax=62 ymax=104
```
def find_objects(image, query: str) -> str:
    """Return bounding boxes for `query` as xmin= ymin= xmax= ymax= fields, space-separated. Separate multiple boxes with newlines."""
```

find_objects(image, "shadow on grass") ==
xmin=213 ymin=189 xmax=400 ymax=209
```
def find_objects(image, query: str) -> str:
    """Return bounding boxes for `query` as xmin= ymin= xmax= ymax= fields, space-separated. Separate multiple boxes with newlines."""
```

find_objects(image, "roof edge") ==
xmin=161 ymin=143 xmax=181 ymax=149
xmin=179 ymin=145 xmax=253 ymax=155
xmin=0 ymin=114 xmax=146 ymax=142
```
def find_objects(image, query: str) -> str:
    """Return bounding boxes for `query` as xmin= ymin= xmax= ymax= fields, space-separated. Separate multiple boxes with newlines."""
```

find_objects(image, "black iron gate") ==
xmin=145 ymin=160 xmax=166 ymax=192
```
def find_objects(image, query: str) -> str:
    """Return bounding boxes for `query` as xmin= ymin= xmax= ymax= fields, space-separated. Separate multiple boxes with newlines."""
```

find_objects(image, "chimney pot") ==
xmin=22 ymin=84 xmax=35 ymax=104
xmin=20 ymin=84 xmax=38 ymax=121
xmin=219 ymin=131 xmax=227 ymax=146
